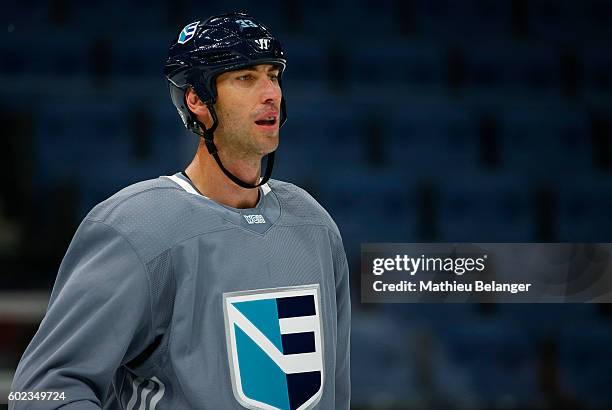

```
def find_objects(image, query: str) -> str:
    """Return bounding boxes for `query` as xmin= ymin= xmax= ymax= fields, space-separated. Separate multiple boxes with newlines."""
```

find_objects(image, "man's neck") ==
xmin=184 ymin=144 xmax=262 ymax=209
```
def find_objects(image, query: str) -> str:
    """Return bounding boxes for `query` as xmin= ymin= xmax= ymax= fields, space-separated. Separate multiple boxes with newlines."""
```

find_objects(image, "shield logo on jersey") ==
xmin=223 ymin=284 xmax=324 ymax=410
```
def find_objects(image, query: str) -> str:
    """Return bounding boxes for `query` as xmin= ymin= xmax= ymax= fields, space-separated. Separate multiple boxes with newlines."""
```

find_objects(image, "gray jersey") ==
xmin=10 ymin=173 xmax=351 ymax=410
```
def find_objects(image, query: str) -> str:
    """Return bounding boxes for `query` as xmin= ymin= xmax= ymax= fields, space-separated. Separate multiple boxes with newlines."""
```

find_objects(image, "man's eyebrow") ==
xmin=237 ymin=66 xmax=280 ymax=73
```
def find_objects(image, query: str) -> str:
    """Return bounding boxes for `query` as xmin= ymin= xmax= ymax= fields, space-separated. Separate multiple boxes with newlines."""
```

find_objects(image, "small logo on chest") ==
xmin=243 ymin=214 xmax=266 ymax=224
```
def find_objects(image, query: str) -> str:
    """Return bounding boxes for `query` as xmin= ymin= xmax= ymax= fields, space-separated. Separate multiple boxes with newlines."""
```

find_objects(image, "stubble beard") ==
xmin=213 ymin=103 xmax=279 ymax=167
xmin=215 ymin=125 xmax=279 ymax=168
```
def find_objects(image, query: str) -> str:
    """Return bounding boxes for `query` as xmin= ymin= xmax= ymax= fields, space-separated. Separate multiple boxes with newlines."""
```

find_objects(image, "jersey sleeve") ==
xmin=10 ymin=219 xmax=154 ymax=410
xmin=332 ymin=232 xmax=351 ymax=409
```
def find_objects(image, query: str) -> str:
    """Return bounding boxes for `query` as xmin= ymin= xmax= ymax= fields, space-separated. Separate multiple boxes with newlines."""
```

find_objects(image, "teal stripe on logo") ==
xmin=235 ymin=325 xmax=290 ymax=409
xmin=233 ymin=299 xmax=283 ymax=352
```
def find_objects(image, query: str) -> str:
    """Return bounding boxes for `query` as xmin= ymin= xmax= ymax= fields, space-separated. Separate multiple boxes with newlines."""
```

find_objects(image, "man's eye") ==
xmin=269 ymin=74 xmax=279 ymax=81
xmin=237 ymin=75 xmax=253 ymax=81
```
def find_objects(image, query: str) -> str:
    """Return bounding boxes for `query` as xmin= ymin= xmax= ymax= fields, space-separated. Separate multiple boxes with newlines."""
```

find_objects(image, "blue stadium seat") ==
xmin=69 ymin=1 xmax=167 ymax=31
xmin=499 ymin=106 xmax=592 ymax=176
xmin=381 ymin=303 xmax=480 ymax=331
xmin=528 ymin=0 xmax=577 ymax=41
xmin=528 ymin=0 xmax=610 ymax=42
xmin=351 ymin=311 xmax=417 ymax=406
xmin=387 ymin=102 xmax=480 ymax=175
xmin=582 ymin=47 xmax=612 ymax=94
xmin=415 ymin=0 xmax=511 ymax=39
xmin=318 ymin=171 xmax=417 ymax=261
xmin=232 ymin=0 xmax=285 ymax=34
xmin=437 ymin=172 xmax=533 ymax=241
xmin=496 ymin=304 xmax=598 ymax=340
xmin=346 ymin=41 xmax=445 ymax=89
xmin=33 ymin=99 xmax=194 ymax=217
xmin=0 ymin=37 xmax=29 ymax=76
xmin=111 ymin=35 xmax=169 ymax=78
xmin=344 ymin=0 xmax=401 ymax=36
xmin=558 ymin=323 xmax=612 ymax=408
xmin=70 ymin=102 xmax=191 ymax=217
xmin=464 ymin=44 xmax=560 ymax=96
xmin=438 ymin=319 xmax=538 ymax=406
xmin=0 ymin=33 xmax=91 ymax=77
xmin=274 ymin=101 xmax=364 ymax=182
xmin=579 ymin=0 xmax=612 ymax=39
xmin=149 ymin=103 xmax=198 ymax=172
xmin=281 ymin=37 xmax=329 ymax=84
xmin=76 ymin=159 xmax=165 ymax=219
xmin=556 ymin=177 xmax=612 ymax=241
xmin=3 ymin=1 xmax=52 ymax=25
xmin=289 ymin=0 xmax=346 ymax=38
xmin=34 ymin=101 xmax=131 ymax=189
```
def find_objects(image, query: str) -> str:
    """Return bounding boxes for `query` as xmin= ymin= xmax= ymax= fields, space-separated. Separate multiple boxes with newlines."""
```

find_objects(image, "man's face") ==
xmin=213 ymin=64 xmax=282 ymax=158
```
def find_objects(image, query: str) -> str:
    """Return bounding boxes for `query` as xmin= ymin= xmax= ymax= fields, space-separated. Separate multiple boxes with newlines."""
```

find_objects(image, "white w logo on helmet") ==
xmin=254 ymin=38 xmax=271 ymax=50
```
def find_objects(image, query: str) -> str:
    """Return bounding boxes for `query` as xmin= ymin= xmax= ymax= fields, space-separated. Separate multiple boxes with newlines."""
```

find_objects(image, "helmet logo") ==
xmin=178 ymin=21 xmax=199 ymax=44
xmin=254 ymin=38 xmax=271 ymax=50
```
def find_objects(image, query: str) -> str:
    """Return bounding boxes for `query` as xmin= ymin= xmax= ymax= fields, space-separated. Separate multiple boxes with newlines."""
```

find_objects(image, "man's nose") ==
xmin=260 ymin=77 xmax=281 ymax=104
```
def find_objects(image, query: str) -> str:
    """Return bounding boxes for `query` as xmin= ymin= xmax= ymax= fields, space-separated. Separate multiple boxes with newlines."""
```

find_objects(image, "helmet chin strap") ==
xmin=194 ymin=105 xmax=275 ymax=190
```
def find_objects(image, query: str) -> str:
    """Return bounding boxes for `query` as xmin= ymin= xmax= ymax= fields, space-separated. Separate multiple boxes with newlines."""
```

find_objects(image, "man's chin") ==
xmin=259 ymin=129 xmax=279 ymax=141
xmin=260 ymin=135 xmax=279 ymax=155
xmin=263 ymin=141 xmax=279 ymax=155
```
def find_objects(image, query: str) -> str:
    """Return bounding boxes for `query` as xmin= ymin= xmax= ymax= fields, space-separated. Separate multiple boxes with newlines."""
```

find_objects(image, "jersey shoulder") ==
xmin=86 ymin=176 xmax=178 ymax=220
xmin=269 ymin=179 xmax=341 ymax=238
xmin=84 ymin=176 xmax=226 ymax=260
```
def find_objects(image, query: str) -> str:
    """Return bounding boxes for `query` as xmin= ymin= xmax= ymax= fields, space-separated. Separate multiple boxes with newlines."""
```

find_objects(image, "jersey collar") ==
xmin=163 ymin=172 xmax=279 ymax=234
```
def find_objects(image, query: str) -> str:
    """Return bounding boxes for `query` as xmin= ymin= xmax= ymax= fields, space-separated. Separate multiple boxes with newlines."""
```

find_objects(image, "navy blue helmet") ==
xmin=164 ymin=12 xmax=287 ymax=189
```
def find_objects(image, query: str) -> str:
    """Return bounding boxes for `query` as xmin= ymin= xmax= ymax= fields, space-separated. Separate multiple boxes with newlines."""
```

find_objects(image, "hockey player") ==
xmin=10 ymin=12 xmax=350 ymax=410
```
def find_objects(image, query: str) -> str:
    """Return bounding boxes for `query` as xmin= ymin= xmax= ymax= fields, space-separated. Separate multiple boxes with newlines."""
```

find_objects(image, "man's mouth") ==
xmin=254 ymin=111 xmax=279 ymax=127
xmin=255 ymin=116 xmax=277 ymax=126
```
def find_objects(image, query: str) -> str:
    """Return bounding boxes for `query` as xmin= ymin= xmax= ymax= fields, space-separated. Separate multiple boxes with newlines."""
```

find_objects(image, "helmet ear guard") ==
xmin=164 ymin=12 xmax=287 ymax=189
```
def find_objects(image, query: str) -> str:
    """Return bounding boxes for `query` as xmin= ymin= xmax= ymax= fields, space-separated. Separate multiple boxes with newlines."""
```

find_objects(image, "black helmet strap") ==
xmin=195 ymin=104 xmax=275 ymax=190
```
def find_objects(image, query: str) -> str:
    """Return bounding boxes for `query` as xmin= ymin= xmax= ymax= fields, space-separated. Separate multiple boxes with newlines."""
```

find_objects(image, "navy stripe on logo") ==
xmin=276 ymin=295 xmax=315 ymax=318
xmin=287 ymin=371 xmax=321 ymax=410
xmin=281 ymin=332 xmax=315 ymax=355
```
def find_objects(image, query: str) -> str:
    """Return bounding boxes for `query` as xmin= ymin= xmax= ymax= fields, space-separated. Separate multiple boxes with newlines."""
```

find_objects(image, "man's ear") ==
xmin=185 ymin=88 xmax=213 ymax=129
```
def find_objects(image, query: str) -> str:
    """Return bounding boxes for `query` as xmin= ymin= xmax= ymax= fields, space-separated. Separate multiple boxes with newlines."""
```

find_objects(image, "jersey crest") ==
xmin=223 ymin=284 xmax=324 ymax=410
